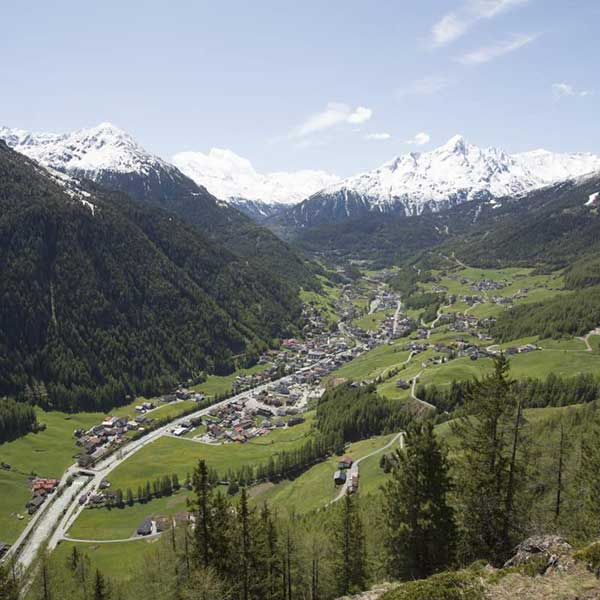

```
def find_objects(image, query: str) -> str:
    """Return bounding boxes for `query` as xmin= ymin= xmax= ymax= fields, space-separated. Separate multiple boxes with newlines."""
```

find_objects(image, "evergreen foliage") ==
xmin=383 ymin=423 xmax=455 ymax=580
xmin=0 ymin=397 xmax=38 ymax=442
xmin=0 ymin=142 xmax=304 ymax=412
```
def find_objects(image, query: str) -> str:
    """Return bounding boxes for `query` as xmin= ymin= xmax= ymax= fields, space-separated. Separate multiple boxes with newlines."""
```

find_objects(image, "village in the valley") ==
xmin=14 ymin=266 xmax=544 ymax=534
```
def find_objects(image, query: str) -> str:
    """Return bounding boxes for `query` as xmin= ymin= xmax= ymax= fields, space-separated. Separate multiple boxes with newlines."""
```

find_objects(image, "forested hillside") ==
xmin=78 ymin=160 xmax=320 ymax=293
xmin=0 ymin=142 xmax=302 ymax=412
xmin=291 ymin=173 xmax=600 ymax=272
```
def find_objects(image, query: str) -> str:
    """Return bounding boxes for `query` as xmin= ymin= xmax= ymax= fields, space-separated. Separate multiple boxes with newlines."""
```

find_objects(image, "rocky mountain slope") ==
xmin=279 ymin=136 xmax=600 ymax=228
xmin=338 ymin=537 xmax=600 ymax=600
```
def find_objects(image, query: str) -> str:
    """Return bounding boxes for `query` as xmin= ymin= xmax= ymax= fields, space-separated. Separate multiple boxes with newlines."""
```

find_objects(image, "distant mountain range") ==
xmin=172 ymin=148 xmax=339 ymax=220
xmin=279 ymin=135 xmax=600 ymax=228
xmin=2 ymin=124 xmax=599 ymax=232
xmin=0 ymin=123 xmax=339 ymax=221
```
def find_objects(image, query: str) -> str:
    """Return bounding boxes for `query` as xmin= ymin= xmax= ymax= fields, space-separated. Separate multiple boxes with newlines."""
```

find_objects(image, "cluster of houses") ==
xmin=202 ymin=395 xmax=307 ymax=444
xmin=74 ymin=391 xmax=208 ymax=467
xmin=333 ymin=455 xmax=359 ymax=493
xmin=75 ymin=415 xmax=146 ymax=467
xmin=26 ymin=477 xmax=59 ymax=514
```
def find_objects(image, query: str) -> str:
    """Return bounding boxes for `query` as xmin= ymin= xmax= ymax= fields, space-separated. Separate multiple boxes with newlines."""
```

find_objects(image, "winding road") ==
xmin=330 ymin=431 xmax=405 ymax=504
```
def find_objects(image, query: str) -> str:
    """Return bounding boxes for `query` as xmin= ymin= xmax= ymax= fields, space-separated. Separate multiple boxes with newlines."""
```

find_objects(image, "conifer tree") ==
xmin=192 ymin=459 xmax=213 ymax=568
xmin=93 ymin=569 xmax=108 ymax=600
xmin=0 ymin=562 xmax=19 ymax=600
xmin=332 ymin=491 xmax=366 ymax=596
xmin=452 ymin=355 xmax=527 ymax=565
xmin=383 ymin=423 xmax=455 ymax=580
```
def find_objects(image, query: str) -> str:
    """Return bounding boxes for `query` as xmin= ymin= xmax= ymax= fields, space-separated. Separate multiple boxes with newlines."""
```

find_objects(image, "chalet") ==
xmin=77 ymin=453 xmax=94 ymax=467
xmin=287 ymin=417 xmax=305 ymax=427
xmin=102 ymin=416 xmax=119 ymax=428
xmin=333 ymin=470 xmax=347 ymax=485
xmin=31 ymin=478 xmax=59 ymax=493
xmin=27 ymin=495 xmax=45 ymax=514
xmin=396 ymin=379 xmax=410 ymax=390
xmin=137 ymin=517 xmax=153 ymax=536
xmin=172 ymin=426 xmax=190 ymax=437
xmin=338 ymin=456 xmax=353 ymax=470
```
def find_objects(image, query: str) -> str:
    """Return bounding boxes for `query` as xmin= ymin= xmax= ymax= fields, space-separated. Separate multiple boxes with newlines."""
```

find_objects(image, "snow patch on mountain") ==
xmin=0 ymin=122 xmax=180 ymax=180
xmin=586 ymin=192 xmax=599 ymax=207
xmin=172 ymin=148 xmax=340 ymax=205
xmin=514 ymin=149 xmax=600 ymax=184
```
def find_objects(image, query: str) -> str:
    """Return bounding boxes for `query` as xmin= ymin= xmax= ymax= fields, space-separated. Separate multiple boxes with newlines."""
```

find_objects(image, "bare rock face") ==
xmin=504 ymin=535 xmax=574 ymax=574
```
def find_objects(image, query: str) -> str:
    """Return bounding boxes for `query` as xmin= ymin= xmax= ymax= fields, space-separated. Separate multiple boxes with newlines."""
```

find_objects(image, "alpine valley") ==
xmin=3 ymin=122 xmax=600 ymax=600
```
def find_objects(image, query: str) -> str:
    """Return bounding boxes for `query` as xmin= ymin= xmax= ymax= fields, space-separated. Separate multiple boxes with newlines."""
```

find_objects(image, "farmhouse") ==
xmin=137 ymin=518 xmax=153 ymax=536
xmin=333 ymin=470 xmax=347 ymax=485
xmin=338 ymin=456 xmax=353 ymax=469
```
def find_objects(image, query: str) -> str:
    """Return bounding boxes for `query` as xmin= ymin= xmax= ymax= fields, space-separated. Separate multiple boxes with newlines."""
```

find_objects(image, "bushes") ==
xmin=380 ymin=569 xmax=485 ymax=600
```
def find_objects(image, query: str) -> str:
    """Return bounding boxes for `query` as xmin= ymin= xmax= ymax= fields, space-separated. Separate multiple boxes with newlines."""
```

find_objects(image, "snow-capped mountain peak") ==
xmin=284 ymin=135 xmax=600 ymax=227
xmin=172 ymin=148 xmax=340 ymax=206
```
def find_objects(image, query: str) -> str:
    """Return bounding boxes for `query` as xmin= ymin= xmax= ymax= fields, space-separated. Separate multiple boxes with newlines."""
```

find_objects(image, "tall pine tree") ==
xmin=383 ymin=423 xmax=455 ymax=580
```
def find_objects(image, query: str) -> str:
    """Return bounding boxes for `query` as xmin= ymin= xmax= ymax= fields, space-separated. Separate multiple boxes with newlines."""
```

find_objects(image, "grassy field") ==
xmin=67 ymin=489 xmax=192 ymax=540
xmin=251 ymin=433 xmax=401 ymax=514
xmin=52 ymin=538 xmax=155 ymax=581
xmin=192 ymin=363 xmax=270 ymax=398
xmin=0 ymin=469 xmax=35 ymax=543
xmin=353 ymin=309 xmax=394 ymax=332
xmin=107 ymin=414 xmax=316 ymax=491
xmin=0 ymin=408 xmax=103 ymax=543
xmin=324 ymin=344 xmax=411 ymax=383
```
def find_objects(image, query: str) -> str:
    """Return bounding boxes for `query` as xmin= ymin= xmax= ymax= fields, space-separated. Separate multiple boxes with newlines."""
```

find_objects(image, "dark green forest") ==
xmin=0 ymin=143 xmax=308 ymax=412
xmin=0 ymin=397 xmax=38 ymax=443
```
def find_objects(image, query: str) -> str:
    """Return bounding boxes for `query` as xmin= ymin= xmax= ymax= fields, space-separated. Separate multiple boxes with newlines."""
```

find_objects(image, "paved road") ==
xmin=392 ymin=300 xmax=402 ymax=335
xmin=330 ymin=431 xmax=405 ymax=504
xmin=578 ymin=327 xmax=600 ymax=352
xmin=410 ymin=371 xmax=436 ymax=411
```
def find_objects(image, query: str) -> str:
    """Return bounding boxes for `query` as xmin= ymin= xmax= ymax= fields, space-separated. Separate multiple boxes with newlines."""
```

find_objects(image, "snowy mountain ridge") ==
xmin=172 ymin=148 xmax=340 ymax=206
xmin=0 ymin=122 xmax=179 ymax=177
xmin=281 ymin=135 xmax=600 ymax=227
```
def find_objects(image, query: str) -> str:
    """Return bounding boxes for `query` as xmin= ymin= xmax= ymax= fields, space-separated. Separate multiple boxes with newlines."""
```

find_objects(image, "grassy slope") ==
xmin=0 ymin=408 xmax=102 ymax=543
xmin=106 ymin=414 xmax=315 ymax=491
xmin=251 ymin=433 xmax=401 ymax=514
xmin=52 ymin=539 xmax=154 ymax=581
xmin=67 ymin=489 xmax=192 ymax=540
xmin=192 ymin=363 xmax=270 ymax=398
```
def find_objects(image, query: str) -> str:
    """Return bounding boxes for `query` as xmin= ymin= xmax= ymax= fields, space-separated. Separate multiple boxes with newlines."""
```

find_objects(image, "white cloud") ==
xmin=347 ymin=106 xmax=373 ymax=124
xmin=458 ymin=33 xmax=538 ymax=65
xmin=552 ymin=82 xmax=591 ymax=98
xmin=431 ymin=0 xmax=530 ymax=46
xmin=396 ymin=76 xmax=453 ymax=98
xmin=365 ymin=132 xmax=392 ymax=141
xmin=405 ymin=132 xmax=431 ymax=145
xmin=432 ymin=13 xmax=470 ymax=46
xmin=292 ymin=102 xmax=372 ymax=137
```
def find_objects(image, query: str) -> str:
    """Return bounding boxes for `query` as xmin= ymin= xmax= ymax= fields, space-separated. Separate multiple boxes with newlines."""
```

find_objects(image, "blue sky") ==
xmin=2 ymin=0 xmax=599 ymax=176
